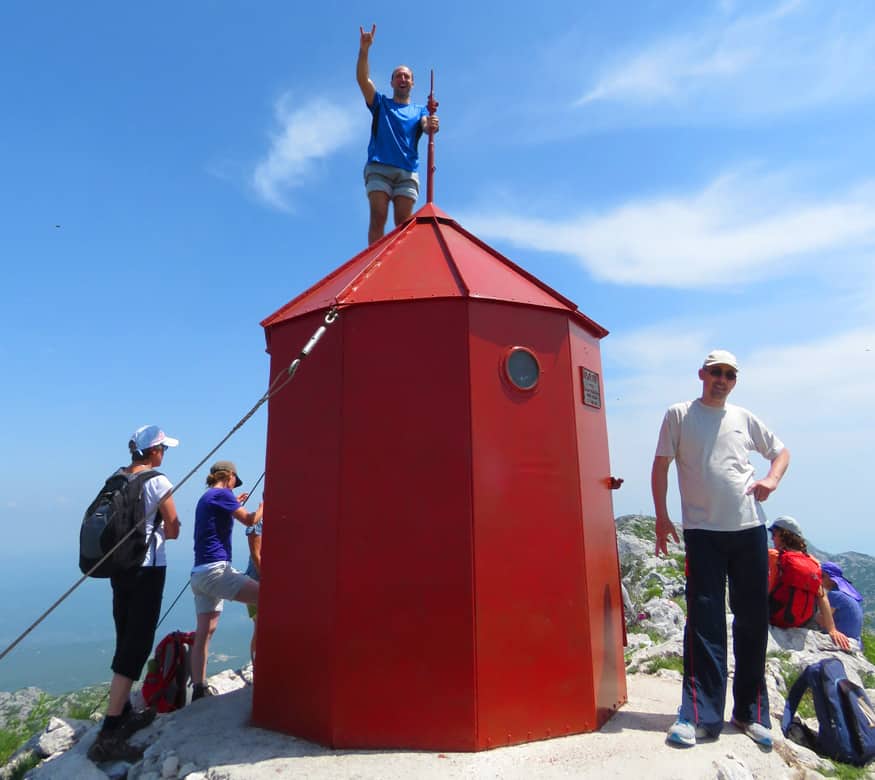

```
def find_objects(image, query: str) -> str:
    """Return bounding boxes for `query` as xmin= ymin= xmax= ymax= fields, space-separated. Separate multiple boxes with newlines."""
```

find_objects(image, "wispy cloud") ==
xmin=252 ymin=94 xmax=357 ymax=212
xmin=576 ymin=1 xmax=875 ymax=117
xmin=604 ymin=321 xmax=875 ymax=552
xmin=463 ymin=172 xmax=875 ymax=288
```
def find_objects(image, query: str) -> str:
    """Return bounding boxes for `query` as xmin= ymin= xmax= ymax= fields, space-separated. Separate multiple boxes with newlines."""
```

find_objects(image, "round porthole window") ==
xmin=505 ymin=347 xmax=540 ymax=390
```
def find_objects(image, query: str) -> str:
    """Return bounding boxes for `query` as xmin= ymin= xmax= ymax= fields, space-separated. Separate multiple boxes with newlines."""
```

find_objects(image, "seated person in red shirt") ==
xmin=767 ymin=516 xmax=850 ymax=650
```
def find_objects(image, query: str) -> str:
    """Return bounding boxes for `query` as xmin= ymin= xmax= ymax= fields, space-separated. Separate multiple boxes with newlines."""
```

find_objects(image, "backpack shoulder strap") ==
xmin=783 ymin=662 xmax=819 ymax=735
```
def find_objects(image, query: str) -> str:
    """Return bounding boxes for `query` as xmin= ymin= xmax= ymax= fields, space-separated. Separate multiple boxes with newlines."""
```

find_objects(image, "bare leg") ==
xmin=191 ymin=611 xmax=220 ymax=686
xmin=393 ymin=195 xmax=416 ymax=226
xmin=233 ymin=577 xmax=259 ymax=605
xmin=250 ymin=615 xmax=257 ymax=664
xmin=106 ymin=673 xmax=134 ymax=717
xmin=367 ymin=191 xmax=390 ymax=244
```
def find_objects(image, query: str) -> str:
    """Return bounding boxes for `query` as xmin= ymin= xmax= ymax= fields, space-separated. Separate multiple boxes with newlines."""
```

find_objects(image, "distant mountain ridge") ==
xmin=806 ymin=544 xmax=875 ymax=624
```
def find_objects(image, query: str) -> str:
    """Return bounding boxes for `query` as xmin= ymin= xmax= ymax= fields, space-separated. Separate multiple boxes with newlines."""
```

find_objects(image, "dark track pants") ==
xmin=679 ymin=526 xmax=770 ymax=731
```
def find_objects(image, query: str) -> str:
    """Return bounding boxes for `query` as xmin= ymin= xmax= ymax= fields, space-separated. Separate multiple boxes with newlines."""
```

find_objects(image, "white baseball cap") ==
xmin=130 ymin=425 xmax=179 ymax=452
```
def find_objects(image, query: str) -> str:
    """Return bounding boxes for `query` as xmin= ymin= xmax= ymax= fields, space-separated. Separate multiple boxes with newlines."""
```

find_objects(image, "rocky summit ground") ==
xmin=5 ymin=515 xmax=875 ymax=779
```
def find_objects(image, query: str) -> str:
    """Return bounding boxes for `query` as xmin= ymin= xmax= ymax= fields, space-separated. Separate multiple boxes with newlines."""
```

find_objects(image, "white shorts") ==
xmin=190 ymin=561 xmax=252 ymax=614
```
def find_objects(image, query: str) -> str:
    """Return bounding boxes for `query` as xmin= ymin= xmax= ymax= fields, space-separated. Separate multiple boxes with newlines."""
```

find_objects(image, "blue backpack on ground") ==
xmin=782 ymin=657 xmax=875 ymax=766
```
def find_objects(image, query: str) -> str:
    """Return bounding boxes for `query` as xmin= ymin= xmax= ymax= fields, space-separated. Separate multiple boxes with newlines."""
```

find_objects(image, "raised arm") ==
xmin=652 ymin=455 xmax=679 ymax=557
xmin=357 ymin=24 xmax=377 ymax=107
xmin=233 ymin=499 xmax=264 ymax=528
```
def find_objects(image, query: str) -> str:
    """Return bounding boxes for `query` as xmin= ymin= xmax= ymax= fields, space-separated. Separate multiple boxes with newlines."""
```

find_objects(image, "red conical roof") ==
xmin=261 ymin=203 xmax=607 ymax=337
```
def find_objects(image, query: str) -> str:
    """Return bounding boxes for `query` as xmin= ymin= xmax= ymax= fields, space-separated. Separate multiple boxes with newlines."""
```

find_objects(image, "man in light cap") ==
xmin=652 ymin=350 xmax=790 ymax=749
xmin=89 ymin=425 xmax=181 ymax=763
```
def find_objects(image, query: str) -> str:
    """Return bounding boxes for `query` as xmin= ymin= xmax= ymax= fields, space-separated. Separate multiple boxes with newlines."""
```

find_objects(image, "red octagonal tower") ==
xmin=252 ymin=204 xmax=627 ymax=751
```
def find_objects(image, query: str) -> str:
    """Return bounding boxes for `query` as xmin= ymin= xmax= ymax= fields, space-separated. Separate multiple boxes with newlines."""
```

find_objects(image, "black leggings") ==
xmin=110 ymin=566 xmax=166 ymax=680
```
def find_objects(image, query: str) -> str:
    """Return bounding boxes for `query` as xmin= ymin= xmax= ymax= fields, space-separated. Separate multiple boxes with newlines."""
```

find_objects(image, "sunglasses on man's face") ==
xmin=707 ymin=367 xmax=737 ymax=381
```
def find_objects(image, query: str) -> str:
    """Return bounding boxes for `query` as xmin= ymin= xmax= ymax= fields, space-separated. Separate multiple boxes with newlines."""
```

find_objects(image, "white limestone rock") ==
xmin=713 ymin=754 xmax=754 ymax=780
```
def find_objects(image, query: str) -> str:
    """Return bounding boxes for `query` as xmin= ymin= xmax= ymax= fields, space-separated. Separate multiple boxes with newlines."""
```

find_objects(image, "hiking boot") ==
xmin=87 ymin=729 xmax=144 ymax=763
xmin=731 ymin=717 xmax=773 ymax=748
xmin=191 ymin=683 xmax=217 ymax=702
xmin=116 ymin=707 xmax=156 ymax=740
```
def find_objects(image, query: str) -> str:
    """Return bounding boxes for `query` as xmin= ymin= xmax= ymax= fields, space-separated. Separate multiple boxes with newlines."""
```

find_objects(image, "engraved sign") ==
xmin=581 ymin=367 xmax=601 ymax=409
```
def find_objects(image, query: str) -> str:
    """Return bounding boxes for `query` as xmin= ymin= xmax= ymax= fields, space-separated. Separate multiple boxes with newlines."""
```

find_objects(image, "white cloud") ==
xmin=252 ymin=94 xmax=357 ymax=212
xmin=576 ymin=1 xmax=875 ymax=117
xmin=463 ymin=173 xmax=875 ymax=289
xmin=604 ymin=322 xmax=875 ymax=554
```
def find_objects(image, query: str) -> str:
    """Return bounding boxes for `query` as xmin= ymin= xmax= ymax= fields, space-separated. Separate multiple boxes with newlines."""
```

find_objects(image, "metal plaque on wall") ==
xmin=580 ymin=367 xmax=602 ymax=409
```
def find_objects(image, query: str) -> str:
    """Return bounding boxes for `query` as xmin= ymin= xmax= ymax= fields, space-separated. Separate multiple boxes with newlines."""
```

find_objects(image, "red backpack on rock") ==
xmin=141 ymin=630 xmax=196 ymax=713
xmin=769 ymin=550 xmax=822 ymax=628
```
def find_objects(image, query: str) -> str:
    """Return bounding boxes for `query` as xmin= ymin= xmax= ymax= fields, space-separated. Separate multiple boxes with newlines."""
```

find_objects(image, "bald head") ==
xmin=390 ymin=65 xmax=414 ymax=103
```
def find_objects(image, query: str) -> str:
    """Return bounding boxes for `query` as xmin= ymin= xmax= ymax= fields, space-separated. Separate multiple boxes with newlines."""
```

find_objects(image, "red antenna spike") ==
xmin=426 ymin=69 xmax=438 ymax=204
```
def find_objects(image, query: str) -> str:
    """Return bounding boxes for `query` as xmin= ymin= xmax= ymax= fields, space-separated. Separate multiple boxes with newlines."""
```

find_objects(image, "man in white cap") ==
xmin=652 ymin=350 xmax=790 ymax=749
xmin=89 ymin=425 xmax=180 ymax=763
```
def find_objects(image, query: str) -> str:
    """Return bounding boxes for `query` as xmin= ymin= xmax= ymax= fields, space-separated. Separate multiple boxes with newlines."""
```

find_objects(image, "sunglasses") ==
xmin=159 ymin=444 xmax=169 ymax=453
xmin=707 ymin=367 xmax=737 ymax=381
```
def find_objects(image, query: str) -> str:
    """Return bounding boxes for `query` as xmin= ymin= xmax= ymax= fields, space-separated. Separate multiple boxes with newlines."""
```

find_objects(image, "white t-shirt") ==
xmin=139 ymin=473 xmax=173 ymax=567
xmin=655 ymin=399 xmax=785 ymax=532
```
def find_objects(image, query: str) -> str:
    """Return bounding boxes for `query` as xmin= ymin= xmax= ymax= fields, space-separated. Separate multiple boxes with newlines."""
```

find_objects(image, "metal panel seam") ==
xmin=330 ymin=311 xmax=345 ymax=746
xmin=566 ymin=320 xmax=589 ymax=608
xmin=334 ymin=222 xmax=417 ymax=303
xmin=465 ymin=298 xmax=479 ymax=746
xmin=433 ymin=219 xmax=471 ymax=297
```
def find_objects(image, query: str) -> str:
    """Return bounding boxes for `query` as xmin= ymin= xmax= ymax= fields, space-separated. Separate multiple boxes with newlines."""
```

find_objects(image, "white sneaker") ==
xmin=667 ymin=719 xmax=697 ymax=747
xmin=731 ymin=717 xmax=772 ymax=748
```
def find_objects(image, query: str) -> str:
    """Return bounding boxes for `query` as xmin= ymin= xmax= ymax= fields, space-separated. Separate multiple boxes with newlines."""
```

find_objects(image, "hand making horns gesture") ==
xmin=360 ymin=24 xmax=376 ymax=48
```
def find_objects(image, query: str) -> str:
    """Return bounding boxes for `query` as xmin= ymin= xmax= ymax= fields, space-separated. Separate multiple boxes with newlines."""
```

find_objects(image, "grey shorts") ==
xmin=364 ymin=162 xmax=419 ymax=200
xmin=190 ymin=561 xmax=252 ymax=614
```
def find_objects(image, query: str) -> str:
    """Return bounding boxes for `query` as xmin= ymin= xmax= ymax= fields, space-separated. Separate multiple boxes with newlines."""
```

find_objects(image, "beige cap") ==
xmin=703 ymin=349 xmax=739 ymax=371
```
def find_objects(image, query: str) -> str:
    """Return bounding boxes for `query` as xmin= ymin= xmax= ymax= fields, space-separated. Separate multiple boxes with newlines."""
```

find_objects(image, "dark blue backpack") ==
xmin=782 ymin=657 xmax=875 ymax=766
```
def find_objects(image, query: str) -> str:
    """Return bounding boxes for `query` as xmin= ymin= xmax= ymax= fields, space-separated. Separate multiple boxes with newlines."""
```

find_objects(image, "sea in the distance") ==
xmin=0 ymin=557 xmax=253 ymax=695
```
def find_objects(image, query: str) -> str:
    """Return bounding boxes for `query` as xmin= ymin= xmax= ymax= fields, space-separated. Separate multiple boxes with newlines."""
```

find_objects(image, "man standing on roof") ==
xmin=357 ymin=23 xmax=439 ymax=245
xmin=652 ymin=350 xmax=790 ymax=750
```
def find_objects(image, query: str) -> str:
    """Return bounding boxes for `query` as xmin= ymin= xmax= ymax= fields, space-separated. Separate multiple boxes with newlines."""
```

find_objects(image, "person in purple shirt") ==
xmin=818 ymin=561 xmax=864 ymax=643
xmin=357 ymin=23 xmax=440 ymax=245
xmin=189 ymin=460 xmax=263 ymax=701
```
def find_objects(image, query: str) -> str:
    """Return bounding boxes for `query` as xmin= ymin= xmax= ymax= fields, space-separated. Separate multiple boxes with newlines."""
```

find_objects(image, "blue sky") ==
xmin=2 ymin=0 xmax=874 ymax=623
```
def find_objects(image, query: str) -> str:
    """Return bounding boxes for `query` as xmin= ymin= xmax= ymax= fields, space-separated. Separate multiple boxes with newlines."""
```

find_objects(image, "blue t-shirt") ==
xmin=193 ymin=487 xmax=241 ymax=566
xmin=828 ymin=588 xmax=863 ymax=642
xmin=366 ymin=93 xmax=427 ymax=172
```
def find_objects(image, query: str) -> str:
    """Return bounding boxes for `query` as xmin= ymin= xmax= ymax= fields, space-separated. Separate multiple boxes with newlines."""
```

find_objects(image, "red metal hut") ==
xmin=252 ymin=203 xmax=626 ymax=750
